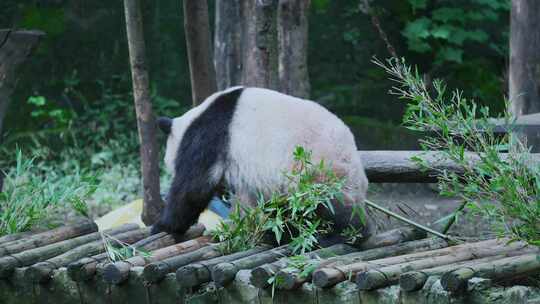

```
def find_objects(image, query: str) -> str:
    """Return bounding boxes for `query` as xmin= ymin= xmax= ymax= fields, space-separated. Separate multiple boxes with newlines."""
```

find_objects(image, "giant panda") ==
xmin=152 ymin=86 xmax=372 ymax=245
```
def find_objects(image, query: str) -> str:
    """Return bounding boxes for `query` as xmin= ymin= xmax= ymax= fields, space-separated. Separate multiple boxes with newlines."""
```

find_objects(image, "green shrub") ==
xmin=0 ymin=149 xmax=95 ymax=235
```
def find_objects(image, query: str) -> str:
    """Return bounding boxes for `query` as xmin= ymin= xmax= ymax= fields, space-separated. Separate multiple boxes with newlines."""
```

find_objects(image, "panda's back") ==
xmin=226 ymin=87 xmax=362 ymax=194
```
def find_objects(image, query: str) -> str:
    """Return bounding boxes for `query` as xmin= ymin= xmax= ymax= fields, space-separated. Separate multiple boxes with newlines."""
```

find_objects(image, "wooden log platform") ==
xmin=0 ymin=223 xmax=539 ymax=304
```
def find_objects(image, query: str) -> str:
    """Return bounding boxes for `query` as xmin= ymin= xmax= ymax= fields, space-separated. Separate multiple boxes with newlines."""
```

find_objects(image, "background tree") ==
xmin=0 ymin=30 xmax=43 ymax=141
xmin=183 ymin=0 xmax=217 ymax=106
xmin=509 ymin=0 xmax=540 ymax=116
xmin=241 ymin=0 xmax=279 ymax=89
xmin=277 ymin=0 xmax=311 ymax=98
xmin=214 ymin=0 xmax=243 ymax=91
xmin=123 ymin=0 xmax=162 ymax=225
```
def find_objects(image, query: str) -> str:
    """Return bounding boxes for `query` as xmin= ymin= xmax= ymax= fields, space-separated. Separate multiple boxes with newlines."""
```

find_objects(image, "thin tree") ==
xmin=509 ymin=0 xmax=540 ymax=116
xmin=183 ymin=0 xmax=217 ymax=106
xmin=123 ymin=0 xmax=162 ymax=225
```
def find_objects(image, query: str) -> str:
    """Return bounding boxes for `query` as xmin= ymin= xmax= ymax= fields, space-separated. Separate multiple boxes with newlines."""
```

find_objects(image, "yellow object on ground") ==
xmin=95 ymin=199 xmax=224 ymax=231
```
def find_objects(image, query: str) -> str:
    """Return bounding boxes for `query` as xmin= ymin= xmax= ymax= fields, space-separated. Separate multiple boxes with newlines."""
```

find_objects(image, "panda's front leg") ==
xmin=151 ymin=174 xmax=214 ymax=238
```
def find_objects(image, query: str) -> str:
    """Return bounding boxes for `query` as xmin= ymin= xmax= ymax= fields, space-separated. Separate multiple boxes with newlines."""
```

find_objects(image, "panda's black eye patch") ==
xmin=157 ymin=116 xmax=172 ymax=134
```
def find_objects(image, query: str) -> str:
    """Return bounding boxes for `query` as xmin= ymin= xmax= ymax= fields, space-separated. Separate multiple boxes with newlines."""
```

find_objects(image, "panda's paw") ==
xmin=150 ymin=223 xmax=166 ymax=235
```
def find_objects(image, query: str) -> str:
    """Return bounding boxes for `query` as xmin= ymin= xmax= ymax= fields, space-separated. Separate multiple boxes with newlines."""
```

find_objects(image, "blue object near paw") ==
xmin=208 ymin=197 xmax=231 ymax=218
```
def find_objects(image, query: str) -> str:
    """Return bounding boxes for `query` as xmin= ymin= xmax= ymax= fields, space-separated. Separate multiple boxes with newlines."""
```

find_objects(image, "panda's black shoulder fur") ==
xmin=152 ymin=87 xmax=244 ymax=236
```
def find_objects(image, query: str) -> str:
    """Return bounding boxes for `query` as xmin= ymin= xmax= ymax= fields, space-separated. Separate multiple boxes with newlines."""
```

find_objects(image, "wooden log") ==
xmin=66 ymin=225 xmax=207 ymax=283
xmin=103 ymin=235 xmax=212 ymax=284
xmin=249 ymin=244 xmax=356 ymax=289
xmin=211 ymin=245 xmax=292 ymax=286
xmin=0 ymin=231 xmax=35 ymax=245
xmin=313 ymin=238 xmax=527 ymax=288
xmin=359 ymin=151 xmax=540 ymax=183
xmin=25 ymin=227 xmax=150 ymax=283
xmin=142 ymin=243 xmax=224 ymax=283
xmin=176 ymin=245 xmax=271 ymax=288
xmin=441 ymin=252 xmax=540 ymax=292
xmin=398 ymin=250 xmax=533 ymax=292
xmin=0 ymin=223 xmax=137 ymax=278
xmin=274 ymin=229 xmax=435 ymax=290
xmin=0 ymin=221 xmax=98 ymax=256
xmin=356 ymin=247 xmax=537 ymax=291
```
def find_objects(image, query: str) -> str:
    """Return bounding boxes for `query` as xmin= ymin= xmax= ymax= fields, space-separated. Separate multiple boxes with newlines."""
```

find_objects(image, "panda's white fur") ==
xmin=155 ymin=87 xmax=371 ymax=242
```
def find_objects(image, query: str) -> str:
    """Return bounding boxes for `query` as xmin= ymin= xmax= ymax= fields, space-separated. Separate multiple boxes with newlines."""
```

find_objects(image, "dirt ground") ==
xmin=367 ymin=183 xmax=495 ymax=239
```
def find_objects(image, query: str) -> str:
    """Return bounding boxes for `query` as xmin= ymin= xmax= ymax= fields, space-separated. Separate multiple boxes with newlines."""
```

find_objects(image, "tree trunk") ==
xmin=509 ymin=0 xmax=540 ymax=151
xmin=277 ymin=0 xmax=311 ymax=98
xmin=123 ymin=0 xmax=163 ymax=225
xmin=241 ymin=0 xmax=279 ymax=89
xmin=509 ymin=0 xmax=540 ymax=116
xmin=214 ymin=0 xmax=243 ymax=90
xmin=0 ymin=29 xmax=44 ymax=141
xmin=184 ymin=0 xmax=217 ymax=105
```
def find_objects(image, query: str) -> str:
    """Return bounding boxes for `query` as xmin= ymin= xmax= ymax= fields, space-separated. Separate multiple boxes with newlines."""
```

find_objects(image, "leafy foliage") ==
xmin=376 ymin=57 xmax=540 ymax=246
xmin=403 ymin=0 xmax=509 ymax=65
xmin=212 ymin=146 xmax=351 ymax=255
xmin=0 ymin=149 xmax=95 ymax=236
xmin=101 ymin=231 xmax=151 ymax=263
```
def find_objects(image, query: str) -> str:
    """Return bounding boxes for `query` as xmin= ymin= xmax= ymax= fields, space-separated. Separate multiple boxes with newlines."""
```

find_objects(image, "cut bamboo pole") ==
xmin=356 ymin=247 xmax=537 ymax=290
xmin=211 ymin=245 xmax=292 ymax=286
xmin=313 ymin=238 xmax=525 ymax=288
xmin=25 ymin=227 xmax=150 ymax=283
xmin=103 ymin=235 xmax=212 ymax=284
xmin=441 ymin=252 xmax=540 ymax=292
xmin=142 ymin=243 xmax=224 ymax=283
xmin=0 ymin=221 xmax=98 ymax=256
xmin=0 ymin=223 xmax=137 ymax=278
xmin=66 ymin=225 xmax=205 ymax=283
xmin=176 ymin=245 xmax=271 ymax=288
xmin=398 ymin=250 xmax=532 ymax=292
xmin=249 ymin=244 xmax=356 ymax=288
xmin=275 ymin=237 xmax=447 ymax=290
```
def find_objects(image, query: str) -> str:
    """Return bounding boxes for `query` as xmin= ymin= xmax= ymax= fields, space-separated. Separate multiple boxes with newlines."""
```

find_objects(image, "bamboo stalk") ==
xmin=441 ymin=252 xmax=540 ymax=292
xmin=66 ymin=225 xmax=205 ymax=283
xmin=312 ymin=238 xmax=525 ymax=288
xmin=365 ymin=199 xmax=453 ymax=241
xmin=103 ymin=235 xmax=212 ymax=284
xmin=275 ymin=236 xmax=447 ymax=290
xmin=142 ymin=243 xmax=224 ymax=283
xmin=0 ymin=221 xmax=98 ymax=256
xmin=25 ymin=227 xmax=150 ymax=283
xmin=176 ymin=245 xmax=271 ymax=288
xmin=0 ymin=223 xmax=138 ymax=278
xmin=249 ymin=244 xmax=356 ymax=289
xmin=211 ymin=245 xmax=292 ymax=286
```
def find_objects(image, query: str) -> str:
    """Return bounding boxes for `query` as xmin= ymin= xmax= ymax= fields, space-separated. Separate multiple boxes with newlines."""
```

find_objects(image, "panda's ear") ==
xmin=157 ymin=116 xmax=172 ymax=134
